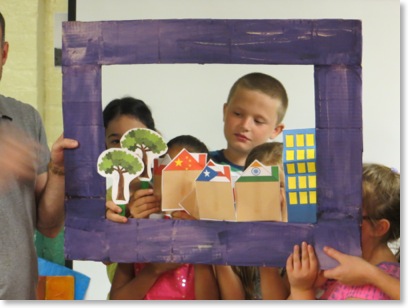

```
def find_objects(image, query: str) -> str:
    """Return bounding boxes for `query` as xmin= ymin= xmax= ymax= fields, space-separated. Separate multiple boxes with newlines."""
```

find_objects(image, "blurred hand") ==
xmin=0 ymin=124 xmax=38 ymax=190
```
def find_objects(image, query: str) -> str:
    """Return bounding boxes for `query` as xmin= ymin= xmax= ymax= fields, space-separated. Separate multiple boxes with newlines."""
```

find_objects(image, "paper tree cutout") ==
xmin=120 ymin=128 xmax=168 ymax=181
xmin=97 ymin=148 xmax=144 ymax=204
xmin=283 ymin=128 xmax=317 ymax=223
xmin=161 ymin=149 xmax=207 ymax=211
xmin=235 ymin=160 xmax=284 ymax=222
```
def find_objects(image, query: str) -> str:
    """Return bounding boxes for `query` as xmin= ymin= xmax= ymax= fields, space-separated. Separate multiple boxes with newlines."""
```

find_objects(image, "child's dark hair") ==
xmin=227 ymin=72 xmax=288 ymax=125
xmin=103 ymin=96 xmax=156 ymax=131
xmin=167 ymin=135 xmax=209 ymax=155
xmin=362 ymin=163 xmax=400 ymax=244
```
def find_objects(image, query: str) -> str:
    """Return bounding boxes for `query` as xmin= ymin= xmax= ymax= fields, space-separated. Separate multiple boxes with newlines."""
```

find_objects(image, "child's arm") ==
xmin=214 ymin=265 xmax=246 ymax=300
xmin=194 ymin=264 xmax=220 ymax=299
xmin=323 ymin=246 xmax=400 ymax=300
xmin=128 ymin=188 xmax=161 ymax=218
xmin=286 ymin=242 xmax=319 ymax=300
xmin=110 ymin=262 xmax=181 ymax=300
xmin=259 ymin=267 xmax=289 ymax=300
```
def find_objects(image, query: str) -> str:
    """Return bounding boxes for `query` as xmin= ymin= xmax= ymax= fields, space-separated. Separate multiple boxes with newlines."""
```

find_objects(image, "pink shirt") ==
xmin=134 ymin=263 xmax=195 ymax=300
xmin=317 ymin=262 xmax=400 ymax=300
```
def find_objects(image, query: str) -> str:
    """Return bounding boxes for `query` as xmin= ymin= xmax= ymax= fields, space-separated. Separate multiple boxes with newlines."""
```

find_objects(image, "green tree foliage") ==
xmin=121 ymin=128 xmax=168 ymax=178
xmin=98 ymin=149 xmax=143 ymax=200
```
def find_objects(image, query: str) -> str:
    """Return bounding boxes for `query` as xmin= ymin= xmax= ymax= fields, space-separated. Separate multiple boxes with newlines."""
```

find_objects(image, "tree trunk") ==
xmin=116 ymin=169 xmax=126 ymax=201
xmin=140 ymin=148 xmax=150 ymax=179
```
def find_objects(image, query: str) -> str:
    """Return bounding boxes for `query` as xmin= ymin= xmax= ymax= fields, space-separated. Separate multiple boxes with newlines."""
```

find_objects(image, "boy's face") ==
xmin=223 ymin=87 xmax=284 ymax=157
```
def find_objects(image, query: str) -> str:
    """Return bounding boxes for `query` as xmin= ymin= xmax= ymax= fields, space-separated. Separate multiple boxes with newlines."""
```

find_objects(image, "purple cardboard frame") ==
xmin=62 ymin=19 xmax=362 ymax=268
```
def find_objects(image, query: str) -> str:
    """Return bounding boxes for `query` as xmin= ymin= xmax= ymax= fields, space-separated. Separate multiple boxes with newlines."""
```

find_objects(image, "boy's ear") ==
xmin=374 ymin=219 xmax=391 ymax=238
xmin=270 ymin=123 xmax=284 ymax=140
xmin=222 ymin=103 xmax=228 ymax=121
xmin=1 ymin=41 xmax=9 ymax=65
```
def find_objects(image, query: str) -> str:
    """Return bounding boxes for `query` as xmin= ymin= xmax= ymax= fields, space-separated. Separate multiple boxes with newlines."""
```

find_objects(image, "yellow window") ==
xmin=287 ymin=163 xmax=296 ymax=174
xmin=286 ymin=135 xmax=294 ymax=147
xmin=307 ymin=149 xmax=315 ymax=159
xmin=296 ymin=134 xmax=305 ymax=147
xmin=289 ymin=192 xmax=298 ymax=205
xmin=297 ymin=150 xmax=305 ymax=160
xmin=298 ymin=162 xmax=306 ymax=173
xmin=307 ymin=162 xmax=316 ymax=173
xmin=288 ymin=176 xmax=297 ymax=189
xmin=299 ymin=176 xmax=307 ymax=189
xmin=299 ymin=192 xmax=308 ymax=204
xmin=308 ymin=175 xmax=316 ymax=188
xmin=309 ymin=191 xmax=317 ymax=203
xmin=306 ymin=134 xmax=314 ymax=146
xmin=286 ymin=150 xmax=295 ymax=161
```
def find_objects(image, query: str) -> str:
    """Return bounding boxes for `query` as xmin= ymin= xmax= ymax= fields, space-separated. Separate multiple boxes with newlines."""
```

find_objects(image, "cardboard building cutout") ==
xmin=152 ymin=154 xmax=172 ymax=201
xmin=283 ymin=128 xmax=317 ymax=223
xmin=63 ymin=19 xmax=363 ymax=269
xmin=161 ymin=149 xmax=207 ymax=212
xmin=235 ymin=160 xmax=283 ymax=222
xmin=179 ymin=159 xmax=284 ymax=222
xmin=192 ymin=160 xmax=235 ymax=221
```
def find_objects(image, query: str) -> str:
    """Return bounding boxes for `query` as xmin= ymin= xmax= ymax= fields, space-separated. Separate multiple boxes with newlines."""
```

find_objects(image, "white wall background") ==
xmin=73 ymin=0 xmax=401 ymax=300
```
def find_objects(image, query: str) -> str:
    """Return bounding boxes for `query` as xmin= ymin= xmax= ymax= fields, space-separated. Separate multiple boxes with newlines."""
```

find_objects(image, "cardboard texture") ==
xmin=63 ymin=19 xmax=363 ymax=269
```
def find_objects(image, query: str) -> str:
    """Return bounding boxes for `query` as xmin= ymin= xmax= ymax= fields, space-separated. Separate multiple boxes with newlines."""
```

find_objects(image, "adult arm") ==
xmin=323 ymin=246 xmax=400 ymax=300
xmin=36 ymin=134 xmax=78 ymax=238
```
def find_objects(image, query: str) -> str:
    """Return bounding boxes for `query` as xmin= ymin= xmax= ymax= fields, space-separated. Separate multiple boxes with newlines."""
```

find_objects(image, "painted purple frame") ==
xmin=62 ymin=19 xmax=362 ymax=268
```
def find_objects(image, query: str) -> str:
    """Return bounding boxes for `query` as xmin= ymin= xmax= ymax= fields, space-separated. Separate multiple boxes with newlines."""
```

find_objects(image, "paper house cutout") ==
xmin=235 ymin=160 xmax=284 ymax=222
xmin=152 ymin=154 xmax=172 ymax=199
xmin=283 ymin=128 xmax=317 ymax=223
xmin=195 ymin=160 xmax=236 ymax=221
xmin=161 ymin=149 xmax=207 ymax=211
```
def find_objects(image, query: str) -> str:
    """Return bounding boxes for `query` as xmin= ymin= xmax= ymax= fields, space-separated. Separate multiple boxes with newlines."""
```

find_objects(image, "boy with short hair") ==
xmin=210 ymin=72 xmax=288 ymax=183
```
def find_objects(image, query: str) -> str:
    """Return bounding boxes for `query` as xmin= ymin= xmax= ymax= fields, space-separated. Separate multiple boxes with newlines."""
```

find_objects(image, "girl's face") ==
xmin=105 ymin=114 xmax=147 ymax=149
